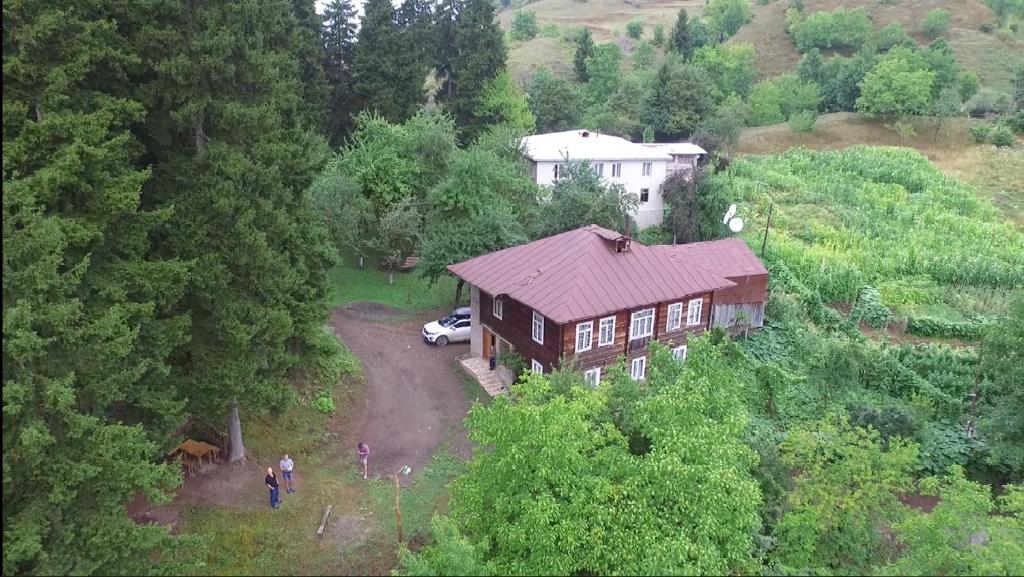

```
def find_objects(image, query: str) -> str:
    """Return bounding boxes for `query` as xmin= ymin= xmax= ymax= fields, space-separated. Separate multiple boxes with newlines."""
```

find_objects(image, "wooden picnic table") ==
xmin=168 ymin=439 xmax=223 ymax=470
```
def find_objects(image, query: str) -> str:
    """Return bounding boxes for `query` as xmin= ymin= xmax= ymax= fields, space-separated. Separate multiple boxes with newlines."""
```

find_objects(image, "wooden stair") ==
xmin=457 ymin=355 xmax=511 ymax=398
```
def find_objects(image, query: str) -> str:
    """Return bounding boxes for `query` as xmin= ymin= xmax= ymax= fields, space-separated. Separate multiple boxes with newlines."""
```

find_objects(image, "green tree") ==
xmin=584 ymin=43 xmax=624 ymax=105
xmin=322 ymin=0 xmax=360 ymax=145
xmin=643 ymin=56 xmax=718 ymax=140
xmin=397 ymin=0 xmax=436 ymax=78
xmin=433 ymin=0 xmax=460 ymax=104
xmin=626 ymin=18 xmax=644 ymax=39
xmin=534 ymin=160 xmax=639 ymax=236
xmin=474 ymin=71 xmax=536 ymax=136
xmin=352 ymin=0 xmax=425 ymax=122
xmin=704 ymin=0 xmax=753 ymax=39
xmin=510 ymin=10 xmax=539 ymax=41
xmin=977 ymin=292 xmax=1024 ymax=478
xmin=372 ymin=197 xmax=421 ymax=284
xmin=574 ymin=27 xmax=595 ymax=82
xmin=585 ymin=70 xmax=653 ymax=139
xmin=670 ymin=8 xmax=693 ymax=57
xmin=922 ymin=8 xmax=951 ymax=38
xmin=290 ymin=0 xmax=331 ymax=132
xmin=632 ymin=40 xmax=656 ymax=69
xmin=856 ymin=49 xmax=936 ymax=118
xmin=527 ymin=67 xmax=583 ymax=132
xmin=3 ymin=1 xmax=199 ymax=573
xmin=691 ymin=43 xmax=757 ymax=99
xmin=308 ymin=167 xmax=374 ymax=266
xmin=749 ymin=81 xmax=785 ymax=125
xmin=772 ymin=415 xmax=918 ymax=574
xmin=877 ymin=22 xmax=914 ymax=51
xmin=931 ymin=85 xmax=963 ymax=140
xmin=451 ymin=0 xmax=508 ymax=140
xmin=400 ymin=339 xmax=761 ymax=575
xmin=139 ymin=0 xmax=336 ymax=462
xmin=881 ymin=466 xmax=1024 ymax=576
xmin=653 ymin=24 xmax=667 ymax=47
xmin=661 ymin=167 xmax=709 ymax=243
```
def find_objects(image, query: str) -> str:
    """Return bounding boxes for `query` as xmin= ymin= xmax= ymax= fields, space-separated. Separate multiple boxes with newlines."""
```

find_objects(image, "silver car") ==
xmin=422 ymin=307 xmax=472 ymax=346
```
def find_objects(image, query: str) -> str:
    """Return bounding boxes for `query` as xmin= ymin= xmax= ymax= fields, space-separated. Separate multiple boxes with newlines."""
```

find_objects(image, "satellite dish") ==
xmin=728 ymin=217 xmax=744 ymax=233
xmin=723 ymin=203 xmax=737 ymax=225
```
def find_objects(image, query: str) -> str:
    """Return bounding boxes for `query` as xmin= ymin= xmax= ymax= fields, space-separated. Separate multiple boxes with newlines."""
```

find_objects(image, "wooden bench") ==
xmin=396 ymin=254 xmax=419 ymax=272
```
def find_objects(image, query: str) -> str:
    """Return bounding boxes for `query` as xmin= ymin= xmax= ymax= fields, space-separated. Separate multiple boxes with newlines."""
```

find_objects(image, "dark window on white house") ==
xmin=640 ymin=188 xmax=650 ymax=202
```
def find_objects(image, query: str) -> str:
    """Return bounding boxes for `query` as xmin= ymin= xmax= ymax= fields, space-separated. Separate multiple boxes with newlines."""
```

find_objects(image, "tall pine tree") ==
xmin=290 ymin=0 xmax=331 ymax=133
xmin=670 ymin=8 xmax=693 ymax=59
xmin=352 ymin=0 xmax=426 ymax=122
xmin=137 ymin=0 xmax=335 ymax=462
xmin=451 ymin=0 xmax=507 ymax=140
xmin=322 ymin=0 xmax=359 ymax=145
xmin=433 ymin=0 xmax=461 ymax=105
xmin=3 ymin=1 xmax=199 ymax=573
xmin=574 ymin=28 xmax=595 ymax=82
xmin=398 ymin=0 xmax=436 ymax=88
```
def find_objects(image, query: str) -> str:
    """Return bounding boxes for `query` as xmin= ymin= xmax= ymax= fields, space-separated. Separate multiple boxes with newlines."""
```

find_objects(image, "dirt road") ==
xmin=330 ymin=303 xmax=473 ymax=478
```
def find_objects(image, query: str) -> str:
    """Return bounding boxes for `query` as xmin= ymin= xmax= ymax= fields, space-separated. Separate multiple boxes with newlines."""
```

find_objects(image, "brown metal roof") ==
xmin=653 ymin=238 xmax=769 ymax=278
xmin=447 ymin=225 xmax=735 ymax=324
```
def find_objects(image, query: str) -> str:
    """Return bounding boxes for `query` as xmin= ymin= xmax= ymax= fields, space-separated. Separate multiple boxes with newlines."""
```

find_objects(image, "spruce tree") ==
xmin=352 ymin=0 xmax=425 ymax=122
xmin=138 ymin=0 xmax=335 ymax=462
xmin=574 ymin=28 xmax=595 ymax=82
xmin=3 ymin=1 xmax=199 ymax=573
xmin=322 ymin=0 xmax=359 ymax=145
xmin=670 ymin=8 xmax=693 ymax=59
xmin=451 ymin=0 xmax=507 ymax=140
xmin=434 ymin=0 xmax=461 ymax=105
xmin=398 ymin=0 xmax=436 ymax=85
xmin=290 ymin=0 xmax=331 ymax=132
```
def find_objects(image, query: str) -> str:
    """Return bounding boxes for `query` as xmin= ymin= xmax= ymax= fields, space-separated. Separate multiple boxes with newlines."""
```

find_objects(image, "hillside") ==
xmin=500 ymin=0 xmax=1024 ymax=91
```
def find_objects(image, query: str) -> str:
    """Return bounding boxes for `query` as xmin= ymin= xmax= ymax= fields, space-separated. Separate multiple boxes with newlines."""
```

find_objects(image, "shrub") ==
xmin=756 ymin=0 xmax=776 ymax=5
xmin=626 ymin=19 xmax=644 ymax=39
xmin=510 ymin=10 xmax=539 ymax=41
xmin=851 ymin=285 xmax=891 ymax=328
xmin=965 ymin=88 xmax=1012 ymax=117
xmin=1006 ymin=111 xmax=1024 ymax=134
xmin=498 ymin=349 xmax=526 ymax=377
xmin=791 ymin=7 xmax=874 ymax=52
xmin=635 ymin=225 xmax=671 ymax=245
xmin=979 ymin=21 xmax=995 ymax=33
xmin=539 ymin=22 xmax=560 ymax=38
xmin=905 ymin=315 xmax=987 ymax=341
xmin=653 ymin=24 xmax=666 ymax=46
xmin=788 ymin=110 xmax=817 ymax=132
xmin=969 ymin=122 xmax=993 ymax=143
xmin=846 ymin=402 xmax=919 ymax=443
xmin=877 ymin=23 xmax=914 ymax=51
xmin=918 ymin=422 xmax=973 ymax=475
xmin=784 ymin=5 xmax=803 ymax=34
xmin=312 ymin=391 xmax=335 ymax=414
xmin=921 ymin=9 xmax=951 ymax=38
xmin=308 ymin=326 xmax=360 ymax=388
xmin=990 ymin=125 xmax=1016 ymax=147
xmin=705 ymin=0 xmax=753 ymax=38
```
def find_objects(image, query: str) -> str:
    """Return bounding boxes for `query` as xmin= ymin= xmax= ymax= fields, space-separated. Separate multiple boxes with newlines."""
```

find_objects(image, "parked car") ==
xmin=422 ymin=307 xmax=472 ymax=346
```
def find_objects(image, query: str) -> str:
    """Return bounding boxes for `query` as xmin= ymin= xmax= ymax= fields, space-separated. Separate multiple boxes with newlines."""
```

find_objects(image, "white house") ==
xmin=520 ymin=130 xmax=706 ymax=229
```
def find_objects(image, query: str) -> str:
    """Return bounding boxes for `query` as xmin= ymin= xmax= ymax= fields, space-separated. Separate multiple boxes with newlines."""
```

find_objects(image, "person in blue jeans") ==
xmin=265 ymin=467 xmax=280 ymax=509
xmin=280 ymin=453 xmax=295 ymax=494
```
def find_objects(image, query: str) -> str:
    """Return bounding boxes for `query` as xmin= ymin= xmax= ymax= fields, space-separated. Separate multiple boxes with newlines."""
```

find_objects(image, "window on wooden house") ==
xmin=666 ymin=302 xmax=683 ymax=331
xmin=531 ymin=359 xmax=543 ymax=374
xmin=629 ymin=308 xmax=655 ymax=340
xmin=598 ymin=316 xmax=616 ymax=346
xmin=686 ymin=298 xmax=703 ymax=326
xmin=532 ymin=310 xmax=544 ymax=344
xmin=672 ymin=345 xmax=687 ymax=361
xmin=584 ymin=367 xmax=601 ymax=387
xmin=630 ymin=356 xmax=646 ymax=380
xmin=576 ymin=321 xmax=593 ymax=353
xmin=492 ymin=297 xmax=503 ymax=320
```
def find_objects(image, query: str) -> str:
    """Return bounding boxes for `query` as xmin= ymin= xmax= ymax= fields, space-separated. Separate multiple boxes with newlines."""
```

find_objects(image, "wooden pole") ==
xmin=394 ymin=473 xmax=404 ymax=544
xmin=317 ymin=505 xmax=333 ymax=537
xmin=760 ymin=203 xmax=773 ymax=258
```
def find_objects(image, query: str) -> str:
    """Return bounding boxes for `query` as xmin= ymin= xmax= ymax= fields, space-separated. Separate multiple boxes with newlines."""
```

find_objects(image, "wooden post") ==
xmin=760 ymin=203 xmax=774 ymax=258
xmin=317 ymin=505 xmax=333 ymax=537
xmin=394 ymin=473 xmax=404 ymax=544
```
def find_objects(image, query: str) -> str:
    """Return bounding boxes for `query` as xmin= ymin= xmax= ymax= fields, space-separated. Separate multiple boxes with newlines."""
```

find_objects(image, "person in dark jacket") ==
xmin=265 ymin=467 xmax=280 ymax=509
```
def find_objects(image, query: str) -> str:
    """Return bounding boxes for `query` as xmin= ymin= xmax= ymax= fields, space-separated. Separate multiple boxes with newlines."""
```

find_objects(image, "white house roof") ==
xmin=521 ymin=130 xmax=672 ymax=162
xmin=642 ymin=142 xmax=707 ymax=156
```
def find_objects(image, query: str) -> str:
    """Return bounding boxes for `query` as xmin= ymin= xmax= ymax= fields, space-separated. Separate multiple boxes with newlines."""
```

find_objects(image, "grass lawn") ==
xmin=329 ymin=256 xmax=460 ymax=312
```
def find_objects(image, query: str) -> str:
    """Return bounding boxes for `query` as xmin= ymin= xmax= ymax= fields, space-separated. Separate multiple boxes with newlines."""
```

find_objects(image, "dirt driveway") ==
xmin=330 ymin=302 xmax=473 ymax=478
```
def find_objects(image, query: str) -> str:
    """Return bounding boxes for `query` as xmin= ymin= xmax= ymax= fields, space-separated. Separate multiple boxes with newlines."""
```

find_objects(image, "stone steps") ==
xmin=457 ymin=355 xmax=510 ymax=397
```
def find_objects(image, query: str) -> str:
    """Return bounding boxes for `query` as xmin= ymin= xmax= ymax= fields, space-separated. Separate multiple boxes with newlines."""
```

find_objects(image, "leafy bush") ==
xmin=312 ymin=390 xmax=335 ymax=414
xmin=788 ymin=110 xmax=817 ymax=133
xmin=784 ymin=6 xmax=803 ymax=34
xmin=979 ymin=21 xmax=994 ymax=33
xmin=905 ymin=315 xmax=987 ymax=341
xmin=791 ymin=7 xmax=873 ymax=52
xmin=705 ymin=0 xmax=753 ymax=38
xmin=539 ymin=22 xmax=560 ymax=38
xmin=965 ymin=88 xmax=1012 ymax=117
xmin=921 ymin=9 xmax=951 ymax=38
xmin=990 ymin=124 xmax=1016 ymax=147
xmin=498 ymin=349 xmax=526 ymax=377
xmin=510 ymin=10 xmax=539 ymax=41
xmin=877 ymin=23 xmax=914 ymax=51
xmin=308 ymin=326 xmax=360 ymax=388
xmin=969 ymin=122 xmax=994 ymax=143
xmin=851 ymin=286 xmax=891 ymax=328
xmin=846 ymin=402 xmax=919 ymax=443
xmin=635 ymin=225 xmax=671 ymax=245
xmin=652 ymin=24 xmax=666 ymax=46
xmin=626 ymin=19 xmax=644 ymax=39
xmin=918 ymin=422 xmax=973 ymax=475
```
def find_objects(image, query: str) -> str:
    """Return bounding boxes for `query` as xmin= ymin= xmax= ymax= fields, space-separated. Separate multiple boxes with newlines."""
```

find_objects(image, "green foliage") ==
xmin=574 ymin=28 xmax=595 ymax=82
xmin=497 ymin=349 xmax=527 ymax=377
xmin=534 ymin=160 xmax=639 ymax=236
xmin=991 ymin=124 xmax=1017 ymax=147
xmin=691 ymin=43 xmax=758 ymax=100
xmin=539 ymin=22 xmax=560 ymax=38
xmin=643 ymin=56 xmax=718 ymax=140
xmin=403 ymin=338 xmax=761 ymax=575
xmin=971 ymin=121 xmax=995 ymax=143
xmin=985 ymin=0 xmax=1024 ymax=27
xmin=474 ymin=71 xmax=536 ymax=136
xmin=748 ymin=74 xmax=821 ymax=126
xmin=704 ymin=0 xmax=753 ymax=39
xmin=856 ymin=49 xmax=936 ymax=117
xmin=352 ymin=0 xmax=425 ymax=122
xmin=510 ymin=10 xmax=539 ymax=41
xmin=978 ymin=292 xmax=1024 ymax=478
xmin=584 ymin=43 xmax=624 ymax=105
xmin=918 ymin=422 xmax=974 ymax=475
xmin=966 ymin=88 xmax=1014 ymax=116
xmin=450 ymin=0 xmax=508 ymax=140
xmin=850 ymin=285 xmax=891 ymax=328
xmin=635 ymin=225 xmax=671 ymax=245
xmin=372 ymin=197 xmax=422 ymax=273
xmin=788 ymin=110 xmax=817 ymax=132
xmin=791 ymin=7 xmax=874 ymax=52
xmin=877 ymin=23 xmax=915 ymax=52
xmin=626 ymin=19 xmax=644 ymax=39
xmin=670 ymin=8 xmax=693 ymax=57
xmin=922 ymin=9 xmax=951 ymax=38
xmin=773 ymin=416 xmax=918 ymax=574
xmin=527 ymin=67 xmax=583 ymax=132
xmin=881 ymin=466 xmax=1024 ymax=575
xmin=308 ymin=167 xmax=374 ymax=263
xmin=642 ymin=124 xmax=655 ymax=142
xmin=905 ymin=316 xmax=988 ymax=340
xmin=322 ymin=0 xmax=360 ymax=145
xmin=631 ymin=40 xmax=655 ymax=69
xmin=312 ymin=391 xmax=335 ymax=413
xmin=653 ymin=24 xmax=667 ymax=47
xmin=798 ymin=48 xmax=876 ymax=112
xmin=305 ymin=326 xmax=361 ymax=388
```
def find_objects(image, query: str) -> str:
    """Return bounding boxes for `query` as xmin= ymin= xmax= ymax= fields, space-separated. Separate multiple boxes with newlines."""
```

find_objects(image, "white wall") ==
xmin=533 ymin=159 xmax=669 ymax=229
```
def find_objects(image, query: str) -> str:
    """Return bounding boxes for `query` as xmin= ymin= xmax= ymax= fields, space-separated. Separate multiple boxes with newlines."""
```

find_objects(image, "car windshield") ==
xmin=438 ymin=315 xmax=458 ymax=327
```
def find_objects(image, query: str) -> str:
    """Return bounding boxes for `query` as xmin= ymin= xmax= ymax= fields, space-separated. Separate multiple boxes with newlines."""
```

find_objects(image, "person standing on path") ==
xmin=489 ymin=345 xmax=496 ymax=371
xmin=265 ymin=467 xmax=280 ymax=509
xmin=357 ymin=442 xmax=369 ymax=480
xmin=280 ymin=454 xmax=295 ymax=494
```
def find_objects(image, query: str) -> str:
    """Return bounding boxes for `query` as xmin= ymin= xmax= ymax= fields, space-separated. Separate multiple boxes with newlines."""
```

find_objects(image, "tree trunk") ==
xmin=358 ymin=255 xmax=364 ymax=268
xmin=453 ymin=278 xmax=465 ymax=309
xmin=228 ymin=397 xmax=246 ymax=463
xmin=388 ymin=269 xmax=395 ymax=285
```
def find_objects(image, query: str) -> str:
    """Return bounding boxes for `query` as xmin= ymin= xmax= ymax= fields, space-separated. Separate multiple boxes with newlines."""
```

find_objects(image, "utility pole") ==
xmin=393 ymin=465 xmax=411 ymax=544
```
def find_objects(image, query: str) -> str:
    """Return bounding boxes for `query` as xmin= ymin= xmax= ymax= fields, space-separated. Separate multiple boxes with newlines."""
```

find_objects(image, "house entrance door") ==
xmin=482 ymin=328 xmax=493 ymax=359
